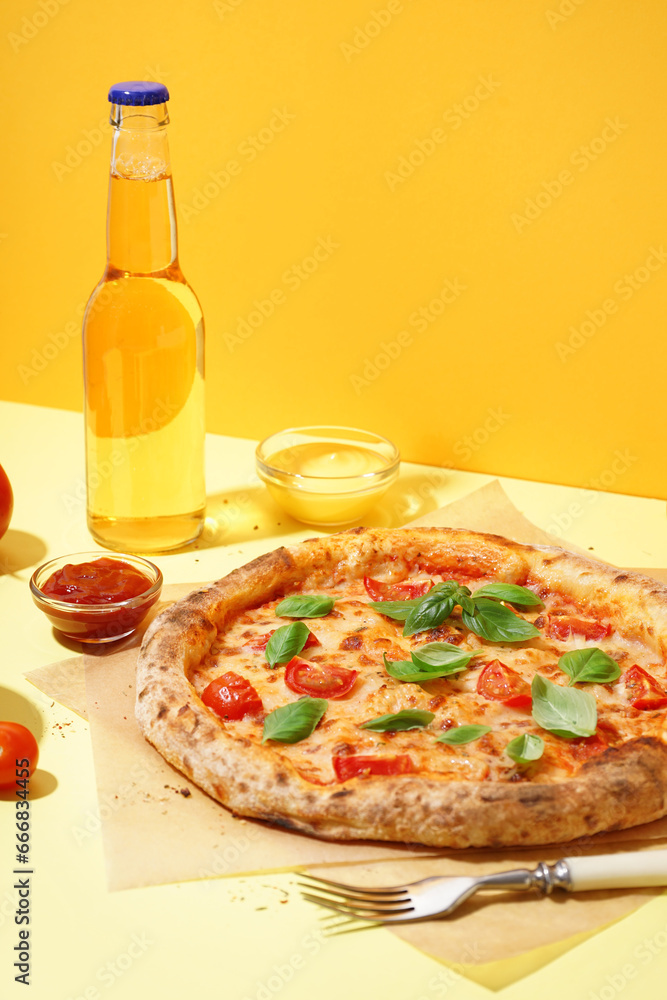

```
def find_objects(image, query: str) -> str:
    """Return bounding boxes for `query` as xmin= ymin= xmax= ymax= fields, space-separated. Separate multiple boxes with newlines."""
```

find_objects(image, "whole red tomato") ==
xmin=0 ymin=464 xmax=13 ymax=540
xmin=0 ymin=723 xmax=39 ymax=789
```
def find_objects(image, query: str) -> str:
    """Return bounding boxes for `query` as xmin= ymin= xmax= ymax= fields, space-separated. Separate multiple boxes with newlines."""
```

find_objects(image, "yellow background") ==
xmin=1 ymin=0 xmax=666 ymax=499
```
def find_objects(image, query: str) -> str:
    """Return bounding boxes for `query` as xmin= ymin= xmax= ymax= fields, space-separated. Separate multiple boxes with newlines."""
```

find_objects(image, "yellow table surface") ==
xmin=1 ymin=400 xmax=667 ymax=1000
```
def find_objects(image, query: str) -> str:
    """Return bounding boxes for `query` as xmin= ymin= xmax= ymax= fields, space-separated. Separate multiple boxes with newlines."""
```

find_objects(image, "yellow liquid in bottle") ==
xmin=263 ymin=443 xmax=391 ymax=526
xmin=83 ymin=171 xmax=205 ymax=553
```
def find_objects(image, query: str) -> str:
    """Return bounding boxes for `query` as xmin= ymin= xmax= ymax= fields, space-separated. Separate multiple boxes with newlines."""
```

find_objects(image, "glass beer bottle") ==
xmin=82 ymin=81 xmax=205 ymax=552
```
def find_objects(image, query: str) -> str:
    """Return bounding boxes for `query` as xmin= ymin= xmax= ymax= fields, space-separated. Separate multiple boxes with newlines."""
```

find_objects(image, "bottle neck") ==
xmin=106 ymin=102 xmax=178 ymax=274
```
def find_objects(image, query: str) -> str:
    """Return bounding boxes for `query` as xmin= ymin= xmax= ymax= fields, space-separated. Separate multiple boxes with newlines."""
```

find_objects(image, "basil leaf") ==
xmin=506 ymin=733 xmax=544 ymax=764
xmin=264 ymin=621 xmax=310 ymax=668
xmin=531 ymin=675 xmax=597 ymax=738
xmin=403 ymin=595 xmax=456 ymax=637
xmin=472 ymin=583 xmax=543 ymax=608
xmin=436 ymin=725 xmax=491 ymax=745
xmin=383 ymin=652 xmax=470 ymax=683
xmin=463 ymin=599 xmax=540 ymax=642
xmin=457 ymin=592 xmax=476 ymax=615
xmin=275 ymin=595 xmax=334 ymax=618
xmin=411 ymin=642 xmax=474 ymax=670
xmin=558 ymin=647 xmax=621 ymax=686
xmin=360 ymin=710 xmax=434 ymax=732
xmin=435 ymin=581 xmax=474 ymax=612
xmin=262 ymin=697 xmax=327 ymax=743
xmin=368 ymin=599 xmax=421 ymax=621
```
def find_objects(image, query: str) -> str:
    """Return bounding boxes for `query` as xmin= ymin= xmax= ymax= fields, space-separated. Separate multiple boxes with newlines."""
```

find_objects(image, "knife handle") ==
xmin=563 ymin=850 xmax=667 ymax=891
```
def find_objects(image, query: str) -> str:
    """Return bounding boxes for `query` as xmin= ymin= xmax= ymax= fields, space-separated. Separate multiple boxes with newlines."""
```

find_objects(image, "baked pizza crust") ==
xmin=135 ymin=527 xmax=667 ymax=848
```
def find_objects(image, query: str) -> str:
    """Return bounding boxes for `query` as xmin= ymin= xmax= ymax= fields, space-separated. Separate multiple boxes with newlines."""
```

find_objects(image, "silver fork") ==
xmin=299 ymin=849 xmax=667 ymax=922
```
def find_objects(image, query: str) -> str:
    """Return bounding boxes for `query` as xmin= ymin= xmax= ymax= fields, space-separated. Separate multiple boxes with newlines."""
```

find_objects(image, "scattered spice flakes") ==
xmin=163 ymin=783 xmax=193 ymax=798
xmin=52 ymin=721 xmax=74 ymax=738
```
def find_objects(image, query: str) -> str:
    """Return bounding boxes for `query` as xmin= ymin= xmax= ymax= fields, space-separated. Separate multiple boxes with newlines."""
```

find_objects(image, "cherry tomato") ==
xmin=546 ymin=615 xmax=611 ymax=642
xmin=244 ymin=629 xmax=319 ymax=652
xmin=0 ymin=723 xmax=39 ymax=789
xmin=476 ymin=660 xmax=532 ymax=708
xmin=0 ymin=464 xmax=13 ymax=542
xmin=333 ymin=754 xmax=415 ymax=781
xmin=568 ymin=730 xmax=610 ymax=762
xmin=364 ymin=577 xmax=433 ymax=601
xmin=284 ymin=658 xmax=358 ymax=699
xmin=201 ymin=672 xmax=263 ymax=720
xmin=623 ymin=665 xmax=667 ymax=710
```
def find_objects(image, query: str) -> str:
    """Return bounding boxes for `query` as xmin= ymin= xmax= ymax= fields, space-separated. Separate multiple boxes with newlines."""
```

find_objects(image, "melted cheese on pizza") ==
xmin=188 ymin=574 xmax=667 ymax=786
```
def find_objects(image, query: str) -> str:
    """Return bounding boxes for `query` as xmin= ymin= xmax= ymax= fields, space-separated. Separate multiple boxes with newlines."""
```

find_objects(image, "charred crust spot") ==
xmin=137 ymin=686 xmax=148 ymax=700
xmin=331 ymin=788 xmax=353 ymax=798
xmin=157 ymin=704 xmax=168 ymax=719
xmin=340 ymin=635 xmax=363 ymax=650
xmin=516 ymin=788 xmax=555 ymax=805
xmin=177 ymin=704 xmax=190 ymax=716
xmin=237 ymin=782 xmax=248 ymax=793
xmin=275 ymin=772 xmax=288 ymax=785
xmin=257 ymin=813 xmax=301 ymax=832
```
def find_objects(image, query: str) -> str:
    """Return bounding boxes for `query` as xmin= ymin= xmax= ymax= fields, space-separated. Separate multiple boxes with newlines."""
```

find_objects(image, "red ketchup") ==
xmin=40 ymin=557 xmax=157 ymax=640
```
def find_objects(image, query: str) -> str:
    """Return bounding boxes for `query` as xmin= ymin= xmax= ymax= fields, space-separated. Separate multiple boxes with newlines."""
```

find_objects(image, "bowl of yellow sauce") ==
xmin=256 ymin=426 xmax=400 ymax=527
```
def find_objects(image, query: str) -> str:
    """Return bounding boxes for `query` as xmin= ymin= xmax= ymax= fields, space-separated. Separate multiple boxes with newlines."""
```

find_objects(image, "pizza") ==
xmin=135 ymin=527 xmax=667 ymax=848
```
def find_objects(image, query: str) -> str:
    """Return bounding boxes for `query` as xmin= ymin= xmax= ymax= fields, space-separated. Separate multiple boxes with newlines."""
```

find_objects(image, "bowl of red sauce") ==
xmin=30 ymin=552 xmax=163 ymax=643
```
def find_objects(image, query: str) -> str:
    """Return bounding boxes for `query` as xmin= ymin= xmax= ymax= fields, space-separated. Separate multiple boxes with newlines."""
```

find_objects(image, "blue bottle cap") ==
xmin=108 ymin=81 xmax=169 ymax=106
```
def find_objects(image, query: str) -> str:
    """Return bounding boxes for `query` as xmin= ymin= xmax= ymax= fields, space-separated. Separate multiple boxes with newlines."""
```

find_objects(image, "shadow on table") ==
xmin=189 ymin=469 xmax=452 ymax=548
xmin=0 ymin=530 xmax=47 ymax=576
xmin=0 ymin=768 xmax=57 ymax=801
xmin=364 ymin=471 xmax=451 ymax=528
xmin=195 ymin=486 xmax=302 ymax=548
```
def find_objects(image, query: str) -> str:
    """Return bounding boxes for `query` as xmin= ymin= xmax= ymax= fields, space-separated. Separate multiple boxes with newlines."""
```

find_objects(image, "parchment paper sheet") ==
xmin=25 ymin=481 xmax=667 ymax=972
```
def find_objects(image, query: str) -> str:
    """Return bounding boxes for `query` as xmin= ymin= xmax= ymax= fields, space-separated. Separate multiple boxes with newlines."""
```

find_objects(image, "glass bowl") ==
xmin=30 ymin=551 xmax=163 ymax=643
xmin=256 ymin=426 xmax=400 ymax=527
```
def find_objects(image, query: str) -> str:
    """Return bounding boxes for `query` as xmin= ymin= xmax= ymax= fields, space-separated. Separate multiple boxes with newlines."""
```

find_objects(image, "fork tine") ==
xmin=298 ymin=885 xmax=412 ymax=910
xmin=300 ymin=891 xmax=415 ymax=921
xmin=298 ymin=874 xmax=409 ymax=898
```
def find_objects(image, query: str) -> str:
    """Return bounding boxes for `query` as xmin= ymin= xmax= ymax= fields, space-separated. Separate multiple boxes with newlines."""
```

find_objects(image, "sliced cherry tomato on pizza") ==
xmin=568 ymin=729 xmax=610 ymax=763
xmin=201 ymin=672 xmax=263 ymax=720
xmin=545 ymin=615 xmax=611 ymax=642
xmin=363 ymin=576 xmax=433 ymax=601
xmin=284 ymin=658 xmax=358 ymax=699
xmin=244 ymin=629 xmax=319 ymax=652
xmin=476 ymin=660 xmax=532 ymax=709
xmin=333 ymin=754 xmax=415 ymax=781
xmin=0 ymin=722 xmax=39 ymax=789
xmin=623 ymin=665 xmax=667 ymax=710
